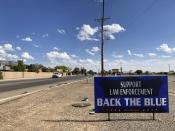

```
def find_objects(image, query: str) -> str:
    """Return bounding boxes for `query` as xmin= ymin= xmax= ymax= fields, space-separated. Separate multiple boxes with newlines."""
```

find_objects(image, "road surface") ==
xmin=0 ymin=75 xmax=87 ymax=93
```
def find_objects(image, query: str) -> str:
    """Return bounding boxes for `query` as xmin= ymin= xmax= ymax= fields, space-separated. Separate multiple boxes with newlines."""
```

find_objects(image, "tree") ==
xmin=135 ymin=70 xmax=143 ymax=75
xmin=87 ymin=70 xmax=94 ymax=75
xmin=145 ymin=71 xmax=149 ymax=75
xmin=72 ymin=67 xmax=81 ymax=75
xmin=42 ymin=66 xmax=48 ymax=72
xmin=108 ymin=70 xmax=112 ymax=75
xmin=55 ymin=65 xmax=70 ymax=72
xmin=81 ymin=68 xmax=87 ymax=74
xmin=27 ymin=64 xmax=45 ymax=73
xmin=43 ymin=67 xmax=55 ymax=72
xmin=13 ymin=60 xmax=26 ymax=72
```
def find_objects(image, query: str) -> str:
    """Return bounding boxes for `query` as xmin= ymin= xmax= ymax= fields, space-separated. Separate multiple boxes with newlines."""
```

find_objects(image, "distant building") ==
xmin=0 ymin=60 xmax=18 ymax=71
xmin=0 ymin=63 xmax=3 ymax=70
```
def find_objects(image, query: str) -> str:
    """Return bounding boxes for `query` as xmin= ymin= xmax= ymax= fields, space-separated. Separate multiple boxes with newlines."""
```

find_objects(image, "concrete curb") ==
xmin=0 ymin=78 xmax=87 ymax=105
xmin=0 ymin=90 xmax=43 ymax=105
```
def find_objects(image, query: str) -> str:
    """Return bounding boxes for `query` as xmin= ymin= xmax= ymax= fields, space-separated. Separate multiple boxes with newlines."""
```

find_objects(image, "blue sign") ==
xmin=94 ymin=76 xmax=169 ymax=113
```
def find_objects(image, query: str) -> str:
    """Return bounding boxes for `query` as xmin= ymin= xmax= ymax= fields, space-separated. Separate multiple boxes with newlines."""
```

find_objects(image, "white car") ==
xmin=52 ymin=73 xmax=63 ymax=78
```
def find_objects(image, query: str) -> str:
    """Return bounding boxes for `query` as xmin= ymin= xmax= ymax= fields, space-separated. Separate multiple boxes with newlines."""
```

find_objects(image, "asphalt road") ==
xmin=0 ymin=75 xmax=87 ymax=93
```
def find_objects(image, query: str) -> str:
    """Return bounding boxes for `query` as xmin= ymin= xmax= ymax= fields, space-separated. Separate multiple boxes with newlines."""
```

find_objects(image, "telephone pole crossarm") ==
xmin=95 ymin=18 xmax=110 ymax=22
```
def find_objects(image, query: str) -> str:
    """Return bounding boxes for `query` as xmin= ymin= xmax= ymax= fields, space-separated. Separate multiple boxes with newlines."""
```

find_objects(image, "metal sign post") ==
xmin=153 ymin=112 xmax=155 ymax=120
xmin=108 ymin=112 xmax=111 ymax=121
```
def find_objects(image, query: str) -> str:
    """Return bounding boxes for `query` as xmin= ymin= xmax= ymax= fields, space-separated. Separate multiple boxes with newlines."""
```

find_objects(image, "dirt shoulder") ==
xmin=0 ymin=79 xmax=175 ymax=131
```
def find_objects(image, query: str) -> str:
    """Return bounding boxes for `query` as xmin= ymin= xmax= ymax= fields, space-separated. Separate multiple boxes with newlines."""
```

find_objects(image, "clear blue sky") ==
xmin=0 ymin=0 xmax=175 ymax=72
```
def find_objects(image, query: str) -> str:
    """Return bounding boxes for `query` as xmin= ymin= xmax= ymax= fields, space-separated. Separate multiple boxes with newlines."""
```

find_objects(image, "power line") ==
xmin=125 ymin=0 xmax=160 ymax=29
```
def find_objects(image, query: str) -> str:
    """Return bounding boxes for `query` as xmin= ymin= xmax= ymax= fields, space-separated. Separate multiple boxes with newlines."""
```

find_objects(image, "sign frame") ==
xmin=94 ymin=75 xmax=169 ymax=115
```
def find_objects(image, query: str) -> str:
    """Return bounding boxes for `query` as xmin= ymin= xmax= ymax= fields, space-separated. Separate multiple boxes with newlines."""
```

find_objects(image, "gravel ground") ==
xmin=0 ymin=78 xmax=175 ymax=131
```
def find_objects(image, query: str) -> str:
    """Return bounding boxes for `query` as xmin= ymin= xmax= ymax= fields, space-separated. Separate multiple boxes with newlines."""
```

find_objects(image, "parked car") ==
xmin=52 ymin=72 xmax=63 ymax=78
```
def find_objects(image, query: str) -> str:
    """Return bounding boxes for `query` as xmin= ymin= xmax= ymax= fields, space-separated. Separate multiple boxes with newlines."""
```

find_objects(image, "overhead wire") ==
xmin=125 ymin=0 xmax=160 ymax=29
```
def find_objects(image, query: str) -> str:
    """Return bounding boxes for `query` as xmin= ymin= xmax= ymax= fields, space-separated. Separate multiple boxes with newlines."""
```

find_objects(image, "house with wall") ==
xmin=0 ymin=61 xmax=17 ymax=71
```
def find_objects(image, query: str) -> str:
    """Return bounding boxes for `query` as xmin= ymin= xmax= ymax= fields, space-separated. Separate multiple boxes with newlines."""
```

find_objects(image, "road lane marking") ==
xmin=0 ymin=78 xmax=88 ymax=105
xmin=0 ymin=89 xmax=42 ymax=104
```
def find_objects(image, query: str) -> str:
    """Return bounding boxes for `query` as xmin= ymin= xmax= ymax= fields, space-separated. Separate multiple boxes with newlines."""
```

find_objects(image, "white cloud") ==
xmin=46 ymin=51 xmax=71 ymax=62
xmin=127 ymin=50 xmax=144 ymax=57
xmin=157 ymin=43 xmax=175 ymax=53
xmin=77 ymin=23 xmax=125 ymax=41
xmin=133 ymin=53 xmax=144 ymax=57
xmin=33 ymin=44 xmax=39 ymax=48
xmin=113 ymin=54 xmax=123 ymax=58
xmin=6 ymin=54 xmax=19 ymax=60
xmin=79 ymin=58 xmax=94 ymax=64
xmin=78 ymin=58 xmax=100 ymax=70
xmin=42 ymin=33 xmax=49 ymax=38
xmin=16 ymin=46 xmax=22 ymax=51
xmin=46 ymin=49 xmax=100 ymax=71
xmin=115 ymin=55 xmax=124 ymax=58
xmin=46 ymin=51 xmax=80 ymax=68
xmin=85 ymin=49 xmax=95 ymax=56
xmin=77 ymin=24 xmax=99 ymax=41
xmin=91 ymin=47 xmax=100 ymax=52
xmin=0 ymin=44 xmax=19 ymax=61
xmin=148 ymin=53 xmax=156 ymax=57
xmin=2 ymin=43 xmax=14 ymax=51
xmin=161 ymin=55 xmax=171 ymax=58
xmin=0 ymin=49 xmax=6 ymax=55
xmin=45 ymin=49 xmax=175 ymax=72
xmin=0 ymin=48 xmax=6 ymax=60
xmin=71 ymin=54 xmax=78 ymax=58
xmin=103 ymin=24 xmax=125 ymax=40
xmin=85 ymin=46 xmax=100 ymax=56
xmin=21 ymin=52 xmax=34 ymax=60
xmin=112 ymin=52 xmax=124 ymax=58
xmin=0 ymin=43 xmax=14 ymax=60
xmin=53 ymin=47 xmax=59 ymax=51
xmin=57 ymin=29 xmax=66 ymax=35
xmin=128 ymin=50 xmax=132 ymax=56
xmin=22 ymin=37 xmax=32 ymax=42
xmin=103 ymin=58 xmax=175 ymax=72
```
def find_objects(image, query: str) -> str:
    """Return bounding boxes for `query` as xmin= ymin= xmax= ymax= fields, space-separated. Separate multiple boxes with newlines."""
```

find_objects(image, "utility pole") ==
xmin=101 ymin=0 xmax=105 ymax=76
xmin=119 ymin=61 xmax=123 ymax=75
xmin=96 ymin=0 xmax=110 ymax=76
xmin=96 ymin=0 xmax=111 ymax=121
xmin=168 ymin=64 xmax=171 ymax=72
